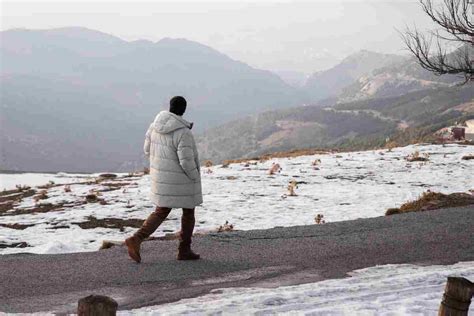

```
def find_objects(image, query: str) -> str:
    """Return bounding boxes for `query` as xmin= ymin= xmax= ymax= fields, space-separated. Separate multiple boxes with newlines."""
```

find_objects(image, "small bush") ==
xmin=314 ymin=214 xmax=325 ymax=224
xmin=33 ymin=190 xmax=49 ymax=202
xmin=311 ymin=159 xmax=321 ymax=166
xmin=406 ymin=150 xmax=429 ymax=162
xmin=287 ymin=180 xmax=298 ymax=196
xmin=86 ymin=193 xmax=98 ymax=203
xmin=268 ymin=163 xmax=282 ymax=175
xmin=217 ymin=221 xmax=234 ymax=233
xmin=385 ymin=208 xmax=401 ymax=215
xmin=386 ymin=191 xmax=474 ymax=215
xmin=385 ymin=141 xmax=399 ymax=152
xmin=15 ymin=185 xmax=31 ymax=192
xmin=38 ymin=181 xmax=55 ymax=189
xmin=462 ymin=155 xmax=474 ymax=160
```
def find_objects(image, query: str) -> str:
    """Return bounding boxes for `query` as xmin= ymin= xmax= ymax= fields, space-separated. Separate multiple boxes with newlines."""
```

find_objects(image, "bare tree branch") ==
xmin=401 ymin=0 xmax=473 ymax=82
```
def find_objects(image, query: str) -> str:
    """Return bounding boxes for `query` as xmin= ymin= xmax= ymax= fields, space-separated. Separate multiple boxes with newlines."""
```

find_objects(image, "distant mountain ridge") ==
xmin=337 ymin=45 xmax=471 ymax=103
xmin=0 ymin=27 xmax=305 ymax=172
xmin=303 ymin=50 xmax=407 ymax=101
xmin=1 ymin=27 xmax=303 ymax=124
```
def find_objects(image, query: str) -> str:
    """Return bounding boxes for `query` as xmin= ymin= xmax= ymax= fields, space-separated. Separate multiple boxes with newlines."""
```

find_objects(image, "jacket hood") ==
xmin=152 ymin=111 xmax=193 ymax=134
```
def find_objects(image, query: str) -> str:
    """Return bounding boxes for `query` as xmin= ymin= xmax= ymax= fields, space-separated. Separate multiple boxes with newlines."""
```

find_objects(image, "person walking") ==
xmin=125 ymin=96 xmax=202 ymax=263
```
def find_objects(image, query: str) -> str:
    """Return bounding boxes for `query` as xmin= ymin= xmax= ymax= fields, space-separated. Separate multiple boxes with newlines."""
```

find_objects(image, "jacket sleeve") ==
xmin=177 ymin=130 xmax=200 ymax=180
xmin=143 ymin=124 xmax=153 ymax=157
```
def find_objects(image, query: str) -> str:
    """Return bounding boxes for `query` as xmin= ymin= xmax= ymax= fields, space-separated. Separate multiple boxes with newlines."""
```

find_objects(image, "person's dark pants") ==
xmin=134 ymin=206 xmax=196 ymax=248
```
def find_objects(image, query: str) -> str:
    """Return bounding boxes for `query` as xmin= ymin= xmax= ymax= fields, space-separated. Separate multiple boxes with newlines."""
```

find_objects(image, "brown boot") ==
xmin=177 ymin=208 xmax=200 ymax=260
xmin=125 ymin=236 xmax=141 ymax=263
xmin=125 ymin=206 xmax=172 ymax=263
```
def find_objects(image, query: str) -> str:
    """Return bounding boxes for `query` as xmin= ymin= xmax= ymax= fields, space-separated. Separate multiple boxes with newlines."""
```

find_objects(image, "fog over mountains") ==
xmin=0 ymin=27 xmax=470 ymax=172
xmin=1 ymin=27 xmax=304 ymax=172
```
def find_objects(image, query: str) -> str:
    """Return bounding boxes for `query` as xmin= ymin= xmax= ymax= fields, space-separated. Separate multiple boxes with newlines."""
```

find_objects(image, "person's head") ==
xmin=169 ymin=96 xmax=187 ymax=116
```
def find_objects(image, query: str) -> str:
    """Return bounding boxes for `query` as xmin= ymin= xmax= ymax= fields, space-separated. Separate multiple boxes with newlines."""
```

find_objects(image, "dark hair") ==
xmin=169 ymin=96 xmax=187 ymax=116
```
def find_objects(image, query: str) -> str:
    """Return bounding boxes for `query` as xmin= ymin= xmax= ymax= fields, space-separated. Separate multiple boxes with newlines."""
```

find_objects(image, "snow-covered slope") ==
xmin=0 ymin=143 xmax=473 ymax=255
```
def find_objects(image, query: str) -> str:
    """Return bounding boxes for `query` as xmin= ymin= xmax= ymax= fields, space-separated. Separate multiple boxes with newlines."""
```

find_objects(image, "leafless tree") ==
xmin=402 ymin=0 xmax=473 ymax=82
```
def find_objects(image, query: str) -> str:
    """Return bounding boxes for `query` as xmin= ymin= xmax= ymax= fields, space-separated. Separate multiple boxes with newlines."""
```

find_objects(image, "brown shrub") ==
xmin=217 ymin=221 xmax=234 ymax=233
xmin=314 ymin=214 xmax=325 ymax=224
xmin=385 ymin=191 xmax=474 ymax=215
xmin=222 ymin=149 xmax=332 ymax=166
xmin=85 ymin=193 xmax=98 ymax=203
xmin=75 ymin=216 xmax=144 ymax=231
xmin=33 ymin=190 xmax=49 ymax=202
xmin=405 ymin=150 xmax=429 ymax=162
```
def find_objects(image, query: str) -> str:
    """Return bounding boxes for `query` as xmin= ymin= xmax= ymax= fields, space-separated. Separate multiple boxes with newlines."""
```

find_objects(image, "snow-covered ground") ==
xmin=0 ymin=172 xmax=89 ymax=191
xmin=122 ymin=261 xmax=474 ymax=315
xmin=0 ymin=143 xmax=473 ymax=255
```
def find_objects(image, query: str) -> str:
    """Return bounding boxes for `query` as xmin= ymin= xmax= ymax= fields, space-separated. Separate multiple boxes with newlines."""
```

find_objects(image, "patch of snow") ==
xmin=0 ymin=173 xmax=90 ymax=191
xmin=122 ymin=261 xmax=474 ymax=315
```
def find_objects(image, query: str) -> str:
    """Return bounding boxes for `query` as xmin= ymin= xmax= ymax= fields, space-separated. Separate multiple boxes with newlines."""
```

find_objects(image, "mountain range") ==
xmin=0 ymin=27 xmax=470 ymax=172
xmin=1 ymin=27 xmax=304 ymax=172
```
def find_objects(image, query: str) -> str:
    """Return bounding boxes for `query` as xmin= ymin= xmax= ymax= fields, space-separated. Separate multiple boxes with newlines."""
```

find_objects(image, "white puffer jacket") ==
xmin=144 ymin=111 xmax=203 ymax=209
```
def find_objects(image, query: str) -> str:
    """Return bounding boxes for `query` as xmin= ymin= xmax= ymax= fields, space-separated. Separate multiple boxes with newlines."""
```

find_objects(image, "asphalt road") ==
xmin=1 ymin=206 xmax=473 ymax=313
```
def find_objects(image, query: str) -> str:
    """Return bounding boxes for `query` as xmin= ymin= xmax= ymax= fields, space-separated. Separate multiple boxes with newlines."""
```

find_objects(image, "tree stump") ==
xmin=438 ymin=277 xmax=473 ymax=316
xmin=78 ymin=295 xmax=118 ymax=316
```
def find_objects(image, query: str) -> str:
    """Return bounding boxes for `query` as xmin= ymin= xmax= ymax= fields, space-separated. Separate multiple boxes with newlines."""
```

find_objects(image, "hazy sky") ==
xmin=1 ymin=0 xmax=435 ymax=73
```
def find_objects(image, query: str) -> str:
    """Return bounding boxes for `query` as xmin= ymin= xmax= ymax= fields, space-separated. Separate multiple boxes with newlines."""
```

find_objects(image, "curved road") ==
xmin=1 ymin=206 xmax=473 ymax=313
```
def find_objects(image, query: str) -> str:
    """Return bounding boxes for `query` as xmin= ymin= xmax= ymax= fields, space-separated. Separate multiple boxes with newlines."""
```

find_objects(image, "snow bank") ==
xmin=122 ymin=261 xmax=474 ymax=315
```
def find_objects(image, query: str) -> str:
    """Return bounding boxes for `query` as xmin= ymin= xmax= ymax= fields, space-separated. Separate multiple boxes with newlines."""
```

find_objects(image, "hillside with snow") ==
xmin=1 ymin=143 xmax=472 ymax=255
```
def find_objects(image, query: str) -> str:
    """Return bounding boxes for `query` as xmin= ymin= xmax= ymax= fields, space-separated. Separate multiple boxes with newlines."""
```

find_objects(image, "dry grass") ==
xmin=314 ymin=214 xmax=325 ymax=224
xmin=0 ymin=223 xmax=35 ymax=230
xmin=405 ymin=150 xmax=429 ymax=162
xmin=287 ymin=180 xmax=298 ymax=196
xmin=385 ymin=141 xmax=399 ymax=152
xmin=33 ymin=190 xmax=49 ymax=202
xmin=37 ymin=181 xmax=56 ymax=189
xmin=3 ymin=202 xmax=70 ymax=216
xmin=15 ymin=185 xmax=31 ymax=192
xmin=222 ymin=148 xmax=332 ymax=166
xmin=0 ymin=241 xmax=29 ymax=249
xmin=268 ymin=163 xmax=282 ymax=175
xmin=98 ymin=173 xmax=118 ymax=179
xmin=0 ymin=189 xmax=35 ymax=204
xmin=75 ymin=216 xmax=144 ymax=231
xmin=386 ymin=191 xmax=474 ymax=215
xmin=217 ymin=221 xmax=235 ymax=233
